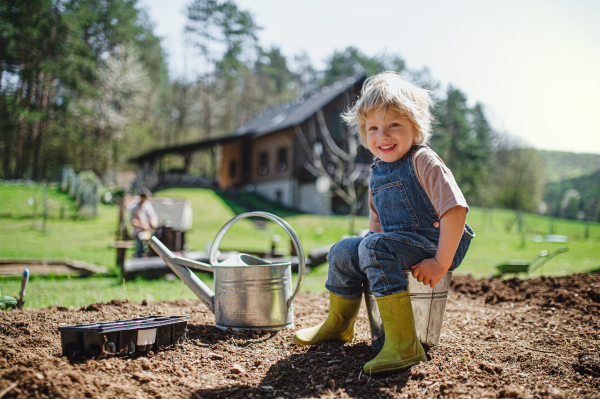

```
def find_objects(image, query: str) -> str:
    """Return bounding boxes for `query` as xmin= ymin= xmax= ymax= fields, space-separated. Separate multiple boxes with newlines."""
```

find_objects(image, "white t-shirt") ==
xmin=130 ymin=200 xmax=158 ymax=236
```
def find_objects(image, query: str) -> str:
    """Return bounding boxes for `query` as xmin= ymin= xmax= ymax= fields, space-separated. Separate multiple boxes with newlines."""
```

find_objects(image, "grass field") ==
xmin=1 ymin=183 xmax=599 ymax=308
xmin=0 ymin=184 xmax=119 ymax=268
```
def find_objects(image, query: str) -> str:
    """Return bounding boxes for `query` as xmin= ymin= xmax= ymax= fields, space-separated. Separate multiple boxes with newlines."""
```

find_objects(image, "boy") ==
xmin=293 ymin=72 xmax=474 ymax=375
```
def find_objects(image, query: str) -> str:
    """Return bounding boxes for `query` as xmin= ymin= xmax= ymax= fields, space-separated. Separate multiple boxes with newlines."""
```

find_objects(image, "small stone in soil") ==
xmin=231 ymin=364 xmax=245 ymax=374
xmin=206 ymin=352 xmax=224 ymax=360
xmin=411 ymin=369 xmax=427 ymax=379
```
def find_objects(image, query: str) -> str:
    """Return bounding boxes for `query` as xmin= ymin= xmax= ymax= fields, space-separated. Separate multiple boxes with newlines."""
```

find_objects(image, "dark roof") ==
xmin=131 ymin=76 xmax=365 ymax=164
xmin=232 ymin=76 xmax=365 ymax=137
xmin=130 ymin=135 xmax=242 ymax=163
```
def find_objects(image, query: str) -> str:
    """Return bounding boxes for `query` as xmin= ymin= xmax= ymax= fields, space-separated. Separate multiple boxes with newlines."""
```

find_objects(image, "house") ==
xmin=132 ymin=76 xmax=373 ymax=215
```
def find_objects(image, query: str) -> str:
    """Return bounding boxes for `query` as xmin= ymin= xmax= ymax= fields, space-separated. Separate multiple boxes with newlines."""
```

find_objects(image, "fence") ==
xmin=60 ymin=167 xmax=100 ymax=218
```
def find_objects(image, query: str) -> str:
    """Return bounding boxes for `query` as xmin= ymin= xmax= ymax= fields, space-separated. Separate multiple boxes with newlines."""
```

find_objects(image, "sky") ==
xmin=138 ymin=0 xmax=600 ymax=155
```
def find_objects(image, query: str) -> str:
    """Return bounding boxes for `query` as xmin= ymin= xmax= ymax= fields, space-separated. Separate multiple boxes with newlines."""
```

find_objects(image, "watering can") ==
xmin=148 ymin=212 xmax=305 ymax=331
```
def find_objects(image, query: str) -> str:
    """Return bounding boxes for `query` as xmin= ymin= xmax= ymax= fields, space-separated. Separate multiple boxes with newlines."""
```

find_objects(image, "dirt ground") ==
xmin=1 ymin=273 xmax=599 ymax=399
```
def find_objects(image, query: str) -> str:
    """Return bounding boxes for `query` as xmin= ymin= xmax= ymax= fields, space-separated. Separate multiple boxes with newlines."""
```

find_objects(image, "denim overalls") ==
xmin=325 ymin=146 xmax=475 ymax=300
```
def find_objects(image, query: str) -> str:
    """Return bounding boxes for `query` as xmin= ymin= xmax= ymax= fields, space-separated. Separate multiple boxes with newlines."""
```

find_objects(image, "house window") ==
xmin=277 ymin=147 xmax=288 ymax=171
xmin=258 ymin=151 xmax=268 ymax=175
xmin=229 ymin=159 xmax=237 ymax=179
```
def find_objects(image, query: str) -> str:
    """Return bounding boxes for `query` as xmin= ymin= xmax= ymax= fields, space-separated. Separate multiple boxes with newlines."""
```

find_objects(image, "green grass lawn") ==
xmin=1 ymin=184 xmax=599 ymax=309
xmin=0 ymin=275 xmax=208 ymax=308
xmin=0 ymin=184 xmax=118 ymax=268
xmin=0 ymin=183 xmax=78 ymax=218
xmin=460 ymin=207 xmax=600 ymax=278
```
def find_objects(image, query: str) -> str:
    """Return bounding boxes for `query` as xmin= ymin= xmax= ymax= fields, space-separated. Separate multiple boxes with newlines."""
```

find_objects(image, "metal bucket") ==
xmin=364 ymin=270 xmax=452 ymax=350
xmin=212 ymin=254 xmax=296 ymax=331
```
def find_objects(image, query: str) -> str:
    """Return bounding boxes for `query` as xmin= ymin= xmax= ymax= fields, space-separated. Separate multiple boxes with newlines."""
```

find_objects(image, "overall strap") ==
xmin=406 ymin=145 xmax=439 ymax=220
xmin=402 ymin=145 xmax=427 ymax=161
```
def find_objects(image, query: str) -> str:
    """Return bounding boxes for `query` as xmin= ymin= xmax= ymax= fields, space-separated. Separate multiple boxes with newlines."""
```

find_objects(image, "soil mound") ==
xmin=452 ymin=273 xmax=600 ymax=315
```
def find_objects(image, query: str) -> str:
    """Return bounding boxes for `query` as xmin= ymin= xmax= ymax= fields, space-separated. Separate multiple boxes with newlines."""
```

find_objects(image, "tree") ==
xmin=295 ymin=108 xmax=370 ymax=234
xmin=186 ymin=0 xmax=260 ymax=136
xmin=489 ymin=136 xmax=544 ymax=212
xmin=0 ymin=0 xmax=167 ymax=180
xmin=321 ymin=47 xmax=405 ymax=85
xmin=543 ymin=170 xmax=600 ymax=221
xmin=91 ymin=44 xmax=155 ymax=171
xmin=431 ymin=87 xmax=494 ymax=203
xmin=290 ymin=50 xmax=317 ymax=95
xmin=0 ymin=0 xmax=68 ymax=179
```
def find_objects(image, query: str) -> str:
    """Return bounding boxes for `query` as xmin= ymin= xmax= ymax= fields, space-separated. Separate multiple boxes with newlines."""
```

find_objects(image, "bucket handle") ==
xmin=208 ymin=212 xmax=306 ymax=309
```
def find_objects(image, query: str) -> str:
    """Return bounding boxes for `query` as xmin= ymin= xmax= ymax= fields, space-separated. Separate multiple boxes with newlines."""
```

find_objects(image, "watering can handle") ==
xmin=209 ymin=212 xmax=306 ymax=309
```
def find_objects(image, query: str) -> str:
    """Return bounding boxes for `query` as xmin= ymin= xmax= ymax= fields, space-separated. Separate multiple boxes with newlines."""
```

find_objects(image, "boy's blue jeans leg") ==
xmin=325 ymin=237 xmax=365 ymax=300
xmin=325 ymin=233 xmax=436 ymax=300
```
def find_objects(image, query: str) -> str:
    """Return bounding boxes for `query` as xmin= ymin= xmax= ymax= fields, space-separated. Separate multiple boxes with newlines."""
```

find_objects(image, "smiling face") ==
xmin=365 ymin=108 xmax=417 ymax=163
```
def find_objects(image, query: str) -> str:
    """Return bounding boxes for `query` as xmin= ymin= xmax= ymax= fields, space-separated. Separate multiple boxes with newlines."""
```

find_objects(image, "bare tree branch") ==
xmin=294 ymin=104 xmax=370 ymax=231
xmin=302 ymin=160 xmax=353 ymax=204
xmin=294 ymin=125 xmax=315 ymax=164
xmin=315 ymin=109 xmax=353 ymax=161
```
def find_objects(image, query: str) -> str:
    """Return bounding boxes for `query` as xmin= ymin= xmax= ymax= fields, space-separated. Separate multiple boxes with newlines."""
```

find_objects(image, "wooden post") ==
xmin=183 ymin=153 xmax=192 ymax=173
xmin=116 ymin=247 xmax=127 ymax=270
xmin=585 ymin=220 xmax=590 ymax=239
xmin=112 ymin=241 xmax=133 ymax=272
xmin=42 ymin=181 xmax=48 ymax=234
xmin=92 ymin=183 xmax=98 ymax=218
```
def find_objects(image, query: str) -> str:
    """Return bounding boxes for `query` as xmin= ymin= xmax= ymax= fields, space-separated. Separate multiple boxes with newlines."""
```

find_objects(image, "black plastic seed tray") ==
xmin=57 ymin=315 xmax=189 ymax=358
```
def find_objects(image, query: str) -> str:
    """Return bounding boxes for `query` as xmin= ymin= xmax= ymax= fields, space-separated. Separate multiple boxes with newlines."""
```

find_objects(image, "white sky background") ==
xmin=138 ymin=0 xmax=600 ymax=155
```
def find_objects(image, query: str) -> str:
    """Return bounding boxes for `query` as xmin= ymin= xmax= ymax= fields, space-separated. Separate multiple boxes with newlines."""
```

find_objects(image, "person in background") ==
xmin=130 ymin=188 xmax=158 ymax=258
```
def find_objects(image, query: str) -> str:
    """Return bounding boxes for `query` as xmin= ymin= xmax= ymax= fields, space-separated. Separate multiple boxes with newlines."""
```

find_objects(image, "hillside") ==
xmin=539 ymin=150 xmax=600 ymax=183
xmin=544 ymin=170 xmax=600 ymax=220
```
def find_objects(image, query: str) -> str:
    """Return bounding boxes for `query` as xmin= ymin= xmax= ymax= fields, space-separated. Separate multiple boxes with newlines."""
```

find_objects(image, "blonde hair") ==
xmin=342 ymin=71 xmax=435 ymax=147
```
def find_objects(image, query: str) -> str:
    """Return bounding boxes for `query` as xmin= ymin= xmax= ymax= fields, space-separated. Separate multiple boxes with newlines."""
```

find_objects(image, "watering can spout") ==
xmin=149 ymin=236 xmax=215 ymax=313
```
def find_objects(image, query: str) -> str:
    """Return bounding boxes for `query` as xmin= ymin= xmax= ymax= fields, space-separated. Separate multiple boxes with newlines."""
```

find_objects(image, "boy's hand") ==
xmin=411 ymin=205 xmax=467 ymax=288
xmin=410 ymin=258 xmax=450 ymax=288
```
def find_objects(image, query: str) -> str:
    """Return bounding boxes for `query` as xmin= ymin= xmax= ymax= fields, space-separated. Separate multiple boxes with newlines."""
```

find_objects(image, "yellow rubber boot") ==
xmin=363 ymin=291 xmax=427 ymax=375
xmin=293 ymin=292 xmax=361 ymax=346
